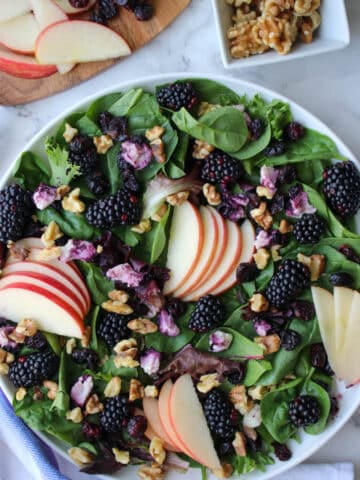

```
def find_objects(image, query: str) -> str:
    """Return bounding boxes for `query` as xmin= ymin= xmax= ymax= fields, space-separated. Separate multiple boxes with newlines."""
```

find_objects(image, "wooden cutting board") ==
xmin=0 ymin=0 xmax=191 ymax=106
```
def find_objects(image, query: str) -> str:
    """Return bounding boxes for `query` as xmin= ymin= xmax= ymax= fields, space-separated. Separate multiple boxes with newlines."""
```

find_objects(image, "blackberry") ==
xmin=134 ymin=3 xmax=153 ymax=20
xmin=203 ymin=389 xmax=235 ymax=442
xmin=280 ymin=329 xmax=301 ymax=351
xmin=86 ymin=188 xmax=141 ymax=228
xmin=98 ymin=0 xmax=118 ymax=19
xmin=156 ymin=81 xmax=197 ymax=111
xmin=289 ymin=395 xmax=321 ymax=427
xmin=98 ymin=112 xmax=128 ymax=141
xmin=96 ymin=312 xmax=131 ymax=349
xmin=284 ymin=122 xmax=305 ymax=142
xmin=71 ymin=348 xmax=99 ymax=370
xmin=226 ymin=368 xmax=245 ymax=385
xmin=68 ymin=134 xmax=98 ymax=174
xmin=217 ymin=441 xmax=234 ymax=457
xmin=188 ymin=295 xmax=224 ymax=333
xmin=166 ymin=297 xmax=187 ymax=318
xmin=24 ymin=333 xmax=48 ymax=351
xmin=265 ymin=259 xmax=310 ymax=308
xmin=292 ymin=300 xmax=315 ymax=321
xmin=201 ymin=150 xmax=243 ymax=184
xmin=117 ymin=157 xmax=139 ymax=192
xmin=86 ymin=171 xmax=110 ymax=196
xmin=329 ymin=272 xmax=354 ymax=287
xmin=8 ymin=351 xmax=59 ymax=388
xmin=273 ymin=442 xmax=292 ymax=461
xmin=0 ymin=184 xmax=33 ymax=243
xmin=82 ymin=422 xmax=102 ymax=440
xmin=264 ymin=140 xmax=286 ymax=157
xmin=293 ymin=213 xmax=325 ymax=244
xmin=100 ymin=396 xmax=132 ymax=432
xmin=323 ymin=161 xmax=360 ymax=217
xmin=236 ymin=262 xmax=259 ymax=284
xmin=248 ymin=118 xmax=263 ymax=140
xmin=270 ymin=193 xmax=285 ymax=215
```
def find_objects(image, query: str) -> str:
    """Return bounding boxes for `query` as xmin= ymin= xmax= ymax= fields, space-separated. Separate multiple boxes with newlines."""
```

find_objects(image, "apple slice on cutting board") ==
xmin=0 ymin=0 xmax=31 ymax=23
xmin=54 ymin=0 xmax=96 ymax=14
xmin=35 ymin=19 xmax=131 ymax=64
xmin=0 ymin=13 xmax=39 ymax=55
xmin=0 ymin=44 xmax=56 ymax=78
xmin=163 ymin=201 xmax=204 ymax=296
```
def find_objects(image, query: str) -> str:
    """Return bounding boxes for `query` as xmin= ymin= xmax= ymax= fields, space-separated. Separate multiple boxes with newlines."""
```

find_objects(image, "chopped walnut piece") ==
xmin=68 ymin=447 xmax=94 ymax=467
xmin=212 ymin=464 xmax=234 ymax=479
xmin=93 ymin=134 xmax=113 ymax=154
xmin=62 ymin=188 xmax=85 ymax=214
xmin=104 ymin=376 xmax=122 ymax=397
xmin=151 ymin=139 xmax=166 ymax=164
xmin=138 ymin=463 xmax=164 ymax=480
xmin=66 ymin=407 xmax=83 ymax=424
xmin=258 ymin=13 xmax=298 ymax=55
xmin=43 ymin=380 xmax=58 ymax=400
xmin=279 ymin=219 xmax=293 ymax=234
xmin=151 ymin=204 xmax=168 ymax=222
xmin=101 ymin=300 xmax=134 ymax=315
xmin=16 ymin=387 xmax=27 ymax=401
xmin=127 ymin=318 xmax=158 ymax=335
xmin=56 ymin=185 xmax=71 ymax=198
xmin=229 ymin=385 xmax=254 ymax=415
xmin=249 ymin=293 xmax=270 ymax=312
xmin=114 ymin=338 xmax=138 ymax=355
xmin=114 ymin=356 xmax=139 ymax=368
xmin=256 ymin=185 xmax=275 ymax=200
xmin=297 ymin=253 xmax=325 ymax=281
xmin=41 ymin=221 xmax=63 ymax=248
xmin=0 ymin=363 xmax=9 ymax=375
xmin=129 ymin=379 xmax=145 ymax=402
xmin=63 ymin=123 xmax=78 ymax=143
xmin=271 ymin=245 xmax=282 ymax=262
xmin=81 ymin=326 xmax=91 ymax=348
xmin=250 ymin=201 xmax=273 ymax=230
xmin=197 ymin=373 xmax=221 ymax=393
xmin=255 ymin=333 xmax=281 ymax=354
xmin=248 ymin=385 xmax=269 ymax=400
xmin=112 ymin=448 xmax=130 ymax=465
xmin=113 ymin=338 xmax=139 ymax=368
xmin=0 ymin=349 xmax=7 ymax=363
xmin=85 ymin=394 xmax=104 ymax=415
xmin=193 ymin=139 xmax=215 ymax=159
xmin=15 ymin=318 xmax=38 ymax=337
xmin=66 ymin=338 xmax=76 ymax=355
xmin=36 ymin=246 xmax=62 ymax=262
xmin=253 ymin=248 xmax=271 ymax=270
xmin=203 ymin=183 xmax=222 ymax=206
xmin=108 ymin=289 xmax=129 ymax=304
xmin=232 ymin=431 xmax=247 ymax=456
xmin=263 ymin=0 xmax=295 ymax=16
xmin=131 ymin=218 xmax=152 ymax=234
xmin=149 ymin=437 xmax=166 ymax=466
xmin=144 ymin=385 xmax=159 ymax=398
xmin=228 ymin=18 xmax=269 ymax=58
xmin=166 ymin=191 xmax=190 ymax=207
xmin=146 ymin=125 xmax=165 ymax=142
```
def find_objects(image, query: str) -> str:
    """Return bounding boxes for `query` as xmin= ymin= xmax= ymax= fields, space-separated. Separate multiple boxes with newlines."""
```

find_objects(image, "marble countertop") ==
xmin=0 ymin=0 xmax=360 ymax=477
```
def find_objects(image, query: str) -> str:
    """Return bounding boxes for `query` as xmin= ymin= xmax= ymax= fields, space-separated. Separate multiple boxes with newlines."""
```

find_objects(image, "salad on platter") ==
xmin=0 ymin=78 xmax=360 ymax=479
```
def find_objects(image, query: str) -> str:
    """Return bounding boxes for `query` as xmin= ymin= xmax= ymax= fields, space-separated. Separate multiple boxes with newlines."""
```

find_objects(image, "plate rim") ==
xmin=1 ymin=72 xmax=359 ymax=480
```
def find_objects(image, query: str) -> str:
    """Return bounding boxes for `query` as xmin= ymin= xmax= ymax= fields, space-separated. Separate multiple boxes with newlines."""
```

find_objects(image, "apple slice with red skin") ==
xmin=143 ymin=397 xmax=181 ymax=452
xmin=54 ymin=0 xmax=96 ymax=14
xmin=0 ymin=13 xmax=39 ymax=55
xmin=163 ymin=202 xmax=204 ymax=296
xmin=35 ymin=20 xmax=131 ymax=64
xmin=169 ymin=374 xmax=221 ymax=470
xmin=211 ymin=219 xmax=255 ymax=296
xmin=0 ymin=284 xmax=84 ymax=337
xmin=2 ymin=261 xmax=88 ymax=315
xmin=0 ymin=44 xmax=56 ymax=78
xmin=0 ymin=0 xmax=31 ymax=23
xmin=182 ymin=218 xmax=242 ymax=302
xmin=174 ymin=206 xmax=219 ymax=298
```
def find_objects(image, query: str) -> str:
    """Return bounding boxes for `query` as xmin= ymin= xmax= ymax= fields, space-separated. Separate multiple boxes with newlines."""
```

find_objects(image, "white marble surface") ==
xmin=0 ymin=0 xmax=360 ymax=477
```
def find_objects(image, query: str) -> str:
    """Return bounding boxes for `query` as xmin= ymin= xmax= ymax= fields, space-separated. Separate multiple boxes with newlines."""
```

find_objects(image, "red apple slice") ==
xmin=0 ymin=0 xmax=31 ymax=23
xmin=2 ymin=261 xmax=88 ymax=314
xmin=169 ymin=374 xmax=221 ymax=470
xmin=211 ymin=219 xmax=255 ymax=296
xmin=0 ymin=13 xmax=39 ymax=55
xmin=182 ymin=219 xmax=242 ymax=302
xmin=35 ymin=20 xmax=131 ymax=64
xmin=54 ymin=0 xmax=96 ymax=14
xmin=158 ymin=380 xmax=186 ymax=454
xmin=0 ymin=284 xmax=84 ymax=337
xmin=143 ymin=397 xmax=181 ymax=452
xmin=0 ymin=44 xmax=56 ymax=78
xmin=163 ymin=202 xmax=204 ymax=296
xmin=334 ymin=286 xmax=355 ymax=352
xmin=30 ymin=0 xmax=68 ymax=29
xmin=174 ymin=206 xmax=219 ymax=298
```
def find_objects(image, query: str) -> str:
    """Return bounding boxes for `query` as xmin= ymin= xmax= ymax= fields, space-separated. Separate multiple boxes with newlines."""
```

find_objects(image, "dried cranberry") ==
xmin=127 ymin=415 xmax=147 ymax=438
xmin=134 ymin=3 xmax=153 ymax=21
xmin=280 ymin=329 xmax=301 ymax=351
xmin=71 ymin=348 xmax=99 ymax=370
xmin=273 ymin=442 xmax=292 ymax=461
xmin=264 ymin=141 xmax=286 ymax=157
xmin=217 ymin=441 xmax=234 ymax=456
xmin=24 ymin=333 xmax=48 ymax=350
xmin=338 ymin=245 xmax=360 ymax=264
xmin=248 ymin=118 xmax=263 ymax=140
xmin=69 ymin=0 xmax=89 ymax=7
xmin=86 ymin=171 xmax=110 ymax=196
xmin=246 ymin=435 xmax=262 ymax=452
xmin=98 ymin=0 xmax=118 ymax=19
xmin=329 ymin=272 xmax=354 ymax=287
xmin=166 ymin=298 xmax=186 ymax=318
xmin=291 ymin=300 xmax=315 ymax=321
xmin=82 ymin=421 xmax=102 ymax=439
xmin=288 ymin=183 xmax=303 ymax=199
xmin=277 ymin=165 xmax=297 ymax=184
xmin=226 ymin=367 xmax=245 ymax=385
xmin=310 ymin=343 xmax=327 ymax=369
xmin=284 ymin=122 xmax=305 ymax=142
xmin=270 ymin=193 xmax=285 ymax=215
xmin=236 ymin=263 xmax=259 ymax=283
xmin=91 ymin=10 xmax=106 ymax=24
xmin=22 ymin=220 xmax=43 ymax=238
xmin=55 ymin=235 xmax=70 ymax=247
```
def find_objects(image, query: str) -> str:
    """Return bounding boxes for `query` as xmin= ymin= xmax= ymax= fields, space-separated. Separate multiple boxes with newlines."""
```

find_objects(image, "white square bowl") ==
xmin=212 ymin=0 xmax=350 ymax=69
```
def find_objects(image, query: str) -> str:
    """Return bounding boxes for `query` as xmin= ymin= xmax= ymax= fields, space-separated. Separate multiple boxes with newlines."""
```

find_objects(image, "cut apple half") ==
xmin=54 ymin=0 xmax=96 ymax=14
xmin=169 ymin=374 xmax=221 ymax=470
xmin=0 ymin=13 xmax=39 ymax=55
xmin=143 ymin=397 xmax=181 ymax=452
xmin=182 ymin=219 xmax=242 ymax=302
xmin=163 ymin=201 xmax=204 ymax=296
xmin=0 ymin=283 xmax=84 ymax=337
xmin=0 ymin=44 xmax=56 ymax=79
xmin=35 ymin=20 xmax=131 ymax=64
xmin=334 ymin=286 xmax=355 ymax=351
xmin=174 ymin=206 xmax=218 ymax=298
xmin=0 ymin=0 xmax=31 ymax=23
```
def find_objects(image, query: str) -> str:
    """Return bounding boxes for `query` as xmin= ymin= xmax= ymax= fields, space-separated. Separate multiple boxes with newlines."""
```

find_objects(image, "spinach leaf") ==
xmin=76 ymin=115 xmax=101 ymax=136
xmin=184 ymin=78 xmax=243 ymax=105
xmin=233 ymin=123 xmax=272 ymax=160
xmin=232 ymin=451 xmax=274 ymax=475
xmin=244 ymin=360 xmax=272 ymax=387
xmin=255 ymin=259 xmax=274 ymax=291
xmin=166 ymin=131 xmax=189 ymax=178
xmin=150 ymin=206 xmax=171 ymax=263
xmin=112 ymin=225 xmax=140 ymax=247
xmin=37 ymin=207 xmax=98 ymax=240
xmin=302 ymin=380 xmax=330 ymax=435
xmin=172 ymin=106 xmax=248 ymax=153
xmin=108 ymin=88 xmax=144 ymax=116
xmin=50 ymin=351 xmax=70 ymax=413
xmin=104 ymin=143 xmax=121 ymax=194
xmin=145 ymin=305 xmax=195 ymax=353
xmin=14 ymin=151 xmax=50 ymax=191
xmin=224 ymin=307 xmax=256 ymax=338
xmin=86 ymin=92 xmax=122 ymax=122
xmin=246 ymin=95 xmax=292 ymax=140
xmin=196 ymin=327 xmax=263 ymax=359
xmin=55 ymin=112 xmax=85 ymax=146
xmin=101 ymin=357 xmax=138 ymax=379
xmin=42 ymin=332 xmax=61 ymax=356
xmin=77 ymin=262 xmax=114 ymax=305
xmin=303 ymin=184 xmax=359 ymax=239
